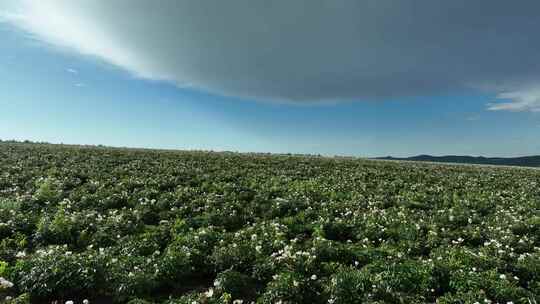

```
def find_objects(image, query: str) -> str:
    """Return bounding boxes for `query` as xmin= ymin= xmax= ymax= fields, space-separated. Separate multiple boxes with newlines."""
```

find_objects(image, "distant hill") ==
xmin=375 ymin=155 xmax=540 ymax=168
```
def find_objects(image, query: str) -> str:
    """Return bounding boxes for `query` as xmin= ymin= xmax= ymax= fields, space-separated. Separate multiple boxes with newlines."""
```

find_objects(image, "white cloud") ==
xmin=66 ymin=68 xmax=78 ymax=74
xmin=2 ymin=0 xmax=540 ymax=109
xmin=488 ymin=88 xmax=540 ymax=112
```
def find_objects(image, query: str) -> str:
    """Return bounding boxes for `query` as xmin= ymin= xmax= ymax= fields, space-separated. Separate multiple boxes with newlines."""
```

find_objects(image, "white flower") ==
xmin=233 ymin=300 xmax=244 ymax=304
xmin=499 ymin=274 xmax=506 ymax=280
xmin=293 ymin=280 xmax=299 ymax=287
xmin=83 ymin=299 xmax=90 ymax=304
xmin=65 ymin=301 xmax=74 ymax=304
xmin=0 ymin=277 xmax=14 ymax=289
xmin=311 ymin=274 xmax=317 ymax=280
xmin=15 ymin=251 xmax=26 ymax=258
xmin=205 ymin=288 xmax=214 ymax=298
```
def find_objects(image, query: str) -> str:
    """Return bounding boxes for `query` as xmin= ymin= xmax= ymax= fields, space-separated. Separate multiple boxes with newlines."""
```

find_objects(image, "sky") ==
xmin=1 ymin=0 xmax=540 ymax=157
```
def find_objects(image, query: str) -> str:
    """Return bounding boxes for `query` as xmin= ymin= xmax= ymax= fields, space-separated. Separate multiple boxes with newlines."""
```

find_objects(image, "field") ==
xmin=0 ymin=142 xmax=538 ymax=304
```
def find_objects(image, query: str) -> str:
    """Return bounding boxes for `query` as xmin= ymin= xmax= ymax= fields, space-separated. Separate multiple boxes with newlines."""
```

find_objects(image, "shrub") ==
xmin=327 ymin=267 xmax=369 ymax=304
xmin=214 ymin=269 xmax=257 ymax=300
xmin=10 ymin=246 xmax=103 ymax=300
xmin=259 ymin=272 xmax=307 ymax=304
xmin=34 ymin=177 xmax=61 ymax=204
xmin=212 ymin=243 xmax=256 ymax=273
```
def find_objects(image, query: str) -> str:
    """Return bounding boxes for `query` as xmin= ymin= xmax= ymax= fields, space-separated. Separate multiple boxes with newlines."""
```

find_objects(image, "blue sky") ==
xmin=1 ymin=2 xmax=540 ymax=157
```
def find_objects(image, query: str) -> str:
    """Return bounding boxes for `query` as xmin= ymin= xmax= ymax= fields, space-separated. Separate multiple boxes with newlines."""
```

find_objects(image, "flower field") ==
xmin=0 ymin=142 xmax=538 ymax=303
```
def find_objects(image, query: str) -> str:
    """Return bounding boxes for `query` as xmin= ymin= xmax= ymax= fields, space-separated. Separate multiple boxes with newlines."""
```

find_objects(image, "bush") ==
xmin=259 ymin=269 xmax=325 ymax=304
xmin=34 ymin=177 xmax=61 ymax=204
xmin=327 ymin=267 xmax=369 ymax=304
xmin=212 ymin=243 xmax=256 ymax=273
xmin=214 ymin=269 xmax=257 ymax=300
xmin=364 ymin=260 xmax=435 ymax=303
xmin=10 ymin=246 xmax=103 ymax=300
xmin=259 ymin=272 xmax=307 ymax=304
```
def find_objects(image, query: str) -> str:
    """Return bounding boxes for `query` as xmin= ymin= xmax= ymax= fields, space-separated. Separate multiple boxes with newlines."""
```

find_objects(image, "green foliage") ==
xmin=327 ymin=267 xmax=370 ymax=304
xmin=0 ymin=142 xmax=538 ymax=303
xmin=10 ymin=246 xmax=104 ymax=300
xmin=212 ymin=242 xmax=256 ymax=273
xmin=34 ymin=177 xmax=61 ymax=203
xmin=259 ymin=272 xmax=319 ymax=304
xmin=214 ymin=269 xmax=257 ymax=300
xmin=127 ymin=299 xmax=156 ymax=304
xmin=5 ymin=293 xmax=30 ymax=304
xmin=0 ymin=261 xmax=7 ymax=276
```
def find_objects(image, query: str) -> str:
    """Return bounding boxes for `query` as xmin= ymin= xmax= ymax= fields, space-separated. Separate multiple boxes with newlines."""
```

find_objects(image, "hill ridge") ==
xmin=375 ymin=154 xmax=540 ymax=167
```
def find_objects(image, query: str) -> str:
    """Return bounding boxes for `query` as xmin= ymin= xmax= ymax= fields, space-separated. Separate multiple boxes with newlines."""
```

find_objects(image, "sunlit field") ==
xmin=0 ymin=142 xmax=538 ymax=303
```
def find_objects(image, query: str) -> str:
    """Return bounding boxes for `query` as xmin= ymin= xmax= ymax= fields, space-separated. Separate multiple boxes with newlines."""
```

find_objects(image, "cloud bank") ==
xmin=3 ymin=0 xmax=540 ymax=110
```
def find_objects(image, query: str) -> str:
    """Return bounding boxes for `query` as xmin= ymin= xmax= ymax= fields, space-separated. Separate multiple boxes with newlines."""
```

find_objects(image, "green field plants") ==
xmin=0 ymin=143 xmax=538 ymax=303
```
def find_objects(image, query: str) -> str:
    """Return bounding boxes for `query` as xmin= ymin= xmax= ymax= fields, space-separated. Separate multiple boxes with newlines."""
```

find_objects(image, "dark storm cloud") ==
xmin=3 ymin=0 xmax=540 ymax=110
